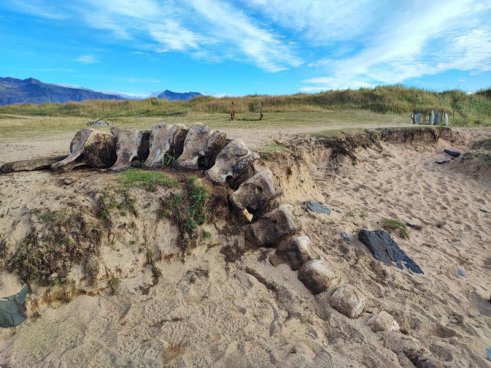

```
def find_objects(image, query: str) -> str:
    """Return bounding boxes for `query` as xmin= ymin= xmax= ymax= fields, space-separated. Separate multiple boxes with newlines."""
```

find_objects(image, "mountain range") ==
xmin=0 ymin=77 xmax=202 ymax=105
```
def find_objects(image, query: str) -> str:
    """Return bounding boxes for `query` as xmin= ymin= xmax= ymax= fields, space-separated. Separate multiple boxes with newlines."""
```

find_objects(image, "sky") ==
xmin=0 ymin=0 xmax=490 ymax=97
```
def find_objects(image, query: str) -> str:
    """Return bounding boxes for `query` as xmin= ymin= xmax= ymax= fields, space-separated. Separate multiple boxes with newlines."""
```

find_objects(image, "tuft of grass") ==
xmin=381 ymin=217 xmax=409 ymax=239
xmin=32 ymin=209 xmax=67 ymax=223
xmin=160 ymin=176 xmax=209 ymax=251
xmin=119 ymin=169 xmax=178 ymax=191
xmin=201 ymin=230 xmax=212 ymax=240
xmin=96 ymin=192 xmax=118 ymax=221
xmin=257 ymin=142 xmax=289 ymax=154
xmin=108 ymin=276 xmax=121 ymax=295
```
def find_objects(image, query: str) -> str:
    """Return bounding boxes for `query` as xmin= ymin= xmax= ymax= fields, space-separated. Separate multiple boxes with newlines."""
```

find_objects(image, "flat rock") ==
xmin=444 ymin=148 xmax=460 ymax=158
xmin=144 ymin=124 xmax=173 ymax=167
xmin=358 ymin=229 xmax=423 ymax=274
xmin=276 ymin=235 xmax=314 ymax=270
xmin=245 ymin=204 xmax=301 ymax=247
xmin=367 ymin=311 xmax=400 ymax=332
xmin=110 ymin=128 xmax=150 ymax=171
xmin=0 ymin=286 xmax=29 ymax=328
xmin=329 ymin=285 xmax=365 ymax=318
xmin=230 ymin=170 xmax=279 ymax=213
xmin=205 ymin=139 xmax=259 ymax=186
xmin=304 ymin=200 xmax=331 ymax=215
xmin=298 ymin=259 xmax=340 ymax=294
xmin=175 ymin=123 xmax=212 ymax=170
xmin=435 ymin=159 xmax=450 ymax=165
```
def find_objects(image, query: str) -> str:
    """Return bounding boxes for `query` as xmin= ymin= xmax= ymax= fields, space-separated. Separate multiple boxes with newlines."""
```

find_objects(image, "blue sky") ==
xmin=1 ymin=0 xmax=490 ymax=97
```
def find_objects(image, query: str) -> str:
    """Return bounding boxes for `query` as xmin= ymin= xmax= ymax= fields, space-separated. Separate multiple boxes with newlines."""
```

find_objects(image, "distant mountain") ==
xmin=0 ymin=77 xmax=124 ymax=105
xmin=157 ymin=89 xmax=202 ymax=101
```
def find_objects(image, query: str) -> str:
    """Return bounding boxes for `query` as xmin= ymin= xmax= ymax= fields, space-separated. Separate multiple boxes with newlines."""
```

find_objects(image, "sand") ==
xmin=0 ymin=126 xmax=490 ymax=367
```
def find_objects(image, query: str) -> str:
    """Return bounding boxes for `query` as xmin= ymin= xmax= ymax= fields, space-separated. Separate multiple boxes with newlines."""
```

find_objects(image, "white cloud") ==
xmin=76 ymin=54 xmax=98 ymax=64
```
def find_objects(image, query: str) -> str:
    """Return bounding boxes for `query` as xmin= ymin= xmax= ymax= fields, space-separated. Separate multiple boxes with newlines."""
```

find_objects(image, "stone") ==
xmin=206 ymin=138 xmax=259 ymax=186
xmin=298 ymin=259 xmax=340 ymax=294
xmin=0 ymin=286 xmax=28 ymax=328
xmin=230 ymin=170 xmax=279 ymax=213
xmin=52 ymin=129 xmax=116 ymax=171
xmin=63 ymin=177 xmax=75 ymax=185
xmin=329 ymin=285 xmax=365 ymax=318
xmin=175 ymin=123 xmax=212 ymax=170
xmin=340 ymin=231 xmax=351 ymax=242
xmin=1 ymin=156 xmax=66 ymax=174
xmin=143 ymin=124 xmax=174 ymax=167
xmin=245 ymin=204 xmax=301 ymax=247
xmin=358 ymin=230 xmax=424 ymax=274
xmin=304 ymin=200 xmax=331 ymax=215
xmin=110 ymin=128 xmax=150 ymax=171
xmin=276 ymin=235 xmax=314 ymax=270
xmin=367 ymin=311 xmax=400 ymax=332
xmin=455 ymin=267 xmax=465 ymax=278
xmin=443 ymin=149 xmax=460 ymax=158
xmin=435 ymin=159 xmax=450 ymax=165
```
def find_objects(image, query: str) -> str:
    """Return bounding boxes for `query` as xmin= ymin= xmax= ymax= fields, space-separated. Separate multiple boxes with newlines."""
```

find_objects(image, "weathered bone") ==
xmin=175 ymin=123 xmax=212 ymax=170
xmin=205 ymin=139 xmax=259 ymax=186
xmin=144 ymin=124 xmax=173 ymax=168
xmin=230 ymin=170 xmax=279 ymax=212
xmin=198 ymin=130 xmax=230 ymax=169
xmin=245 ymin=204 xmax=301 ymax=247
xmin=52 ymin=129 xmax=116 ymax=172
xmin=298 ymin=259 xmax=340 ymax=294
xmin=51 ymin=129 xmax=92 ymax=171
xmin=168 ymin=124 xmax=188 ymax=157
xmin=110 ymin=128 xmax=150 ymax=171
xmin=1 ymin=156 xmax=66 ymax=174
xmin=275 ymin=235 xmax=314 ymax=270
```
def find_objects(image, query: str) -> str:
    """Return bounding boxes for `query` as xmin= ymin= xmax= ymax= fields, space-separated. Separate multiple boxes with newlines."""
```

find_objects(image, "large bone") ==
xmin=175 ymin=123 xmax=212 ymax=170
xmin=198 ymin=130 xmax=230 ymax=169
xmin=205 ymin=139 xmax=259 ymax=186
xmin=144 ymin=124 xmax=173 ymax=168
xmin=110 ymin=128 xmax=150 ymax=171
xmin=168 ymin=124 xmax=188 ymax=157
xmin=1 ymin=156 xmax=66 ymax=174
xmin=230 ymin=170 xmax=279 ymax=212
xmin=51 ymin=129 xmax=116 ymax=171
xmin=245 ymin=204 xmax=301 ymax=247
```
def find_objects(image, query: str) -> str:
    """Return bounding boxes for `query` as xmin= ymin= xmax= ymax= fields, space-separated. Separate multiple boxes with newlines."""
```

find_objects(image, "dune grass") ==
xmin=0 ymin=85 xmax=489 ymax=127
xmin=381 ymin=217 xmax=410 ymax=239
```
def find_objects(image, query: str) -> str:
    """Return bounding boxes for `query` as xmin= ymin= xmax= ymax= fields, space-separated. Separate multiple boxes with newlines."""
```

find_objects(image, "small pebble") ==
xmin=340 ymin=232 xmax=351 ymax=242
xmin=455 ymin=267 xmax=465 ymax=278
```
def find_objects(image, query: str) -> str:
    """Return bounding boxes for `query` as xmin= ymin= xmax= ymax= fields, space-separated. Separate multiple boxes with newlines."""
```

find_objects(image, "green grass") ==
xmin=160 ymin=176 xmax=209 ymax=250
xmin=381 ymin=217 xmax=409 ymax=239
xmin=119 ymin=169 xmax=178 ymax=191
xmin=257 ymin=142 xmax=289 ymax=154
xmin=1 ymin=85 xmax=489 ymax=126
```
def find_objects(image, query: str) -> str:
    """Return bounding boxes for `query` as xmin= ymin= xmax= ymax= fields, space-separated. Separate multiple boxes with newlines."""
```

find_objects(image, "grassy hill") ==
xmin=0 ymin=85 xmax=490 ymax=126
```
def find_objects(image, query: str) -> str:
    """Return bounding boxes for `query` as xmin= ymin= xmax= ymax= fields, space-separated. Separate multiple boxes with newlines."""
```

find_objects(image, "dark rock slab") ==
xmin=0 ymin=286 xmax=28 ymax=328
xmin=358 ymin=230 xmax=423 ymax=274
xmin=304 ymin=200 xmax=331 ymax=215
xmin=444 ymin=149 xmax=460 ymax=158
xmin=435 ymin=159 xmax=450 ymax=165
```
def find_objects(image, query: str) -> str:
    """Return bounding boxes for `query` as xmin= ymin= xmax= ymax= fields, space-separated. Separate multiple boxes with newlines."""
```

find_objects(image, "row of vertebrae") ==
xmin=51 ymin=123 xmax=363 ymax=314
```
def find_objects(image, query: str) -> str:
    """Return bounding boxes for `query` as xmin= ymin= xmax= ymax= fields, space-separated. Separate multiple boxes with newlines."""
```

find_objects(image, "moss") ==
xmin=108 ymin=276 xmax=121 ymax=295
xmin=381 ymin=217 xmax=409 ymax=239
xmin=119 ymin=169 xmax=178 ymax=191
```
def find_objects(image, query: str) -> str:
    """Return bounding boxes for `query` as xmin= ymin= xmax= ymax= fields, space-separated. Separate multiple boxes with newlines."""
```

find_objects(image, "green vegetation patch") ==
xmin=119 ymin=169 xmax=178 ymax=191
xmin=96 ymin=189 xmax=138 ymax=224
xmin=160 ymin=176 xmax=209 ymax=251
xmin=381 ymin=217 xmax=409 ymax=239
xmin=7 ymin=211 xmax=102 ymax=286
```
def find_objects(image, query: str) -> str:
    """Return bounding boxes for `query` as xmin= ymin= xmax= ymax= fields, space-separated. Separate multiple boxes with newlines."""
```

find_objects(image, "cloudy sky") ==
xmin=1 ymin=0 xmax=490 ymax=96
